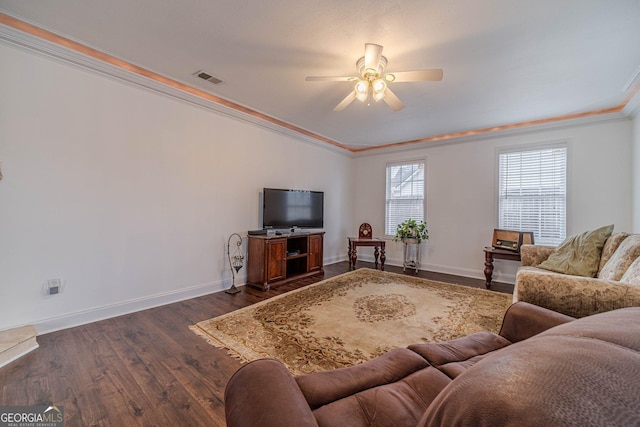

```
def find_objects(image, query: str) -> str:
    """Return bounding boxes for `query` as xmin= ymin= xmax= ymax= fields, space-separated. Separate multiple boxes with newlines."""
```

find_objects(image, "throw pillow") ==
xmin=599 ymin=235 xmax=640 ymax=281
xmin=538 ymin=225 xmax=614 ymax=277
xmin=598 ymin=232 xmax=631 ymax=271
xmin=620 ymin=256 xmax=640 ymax=286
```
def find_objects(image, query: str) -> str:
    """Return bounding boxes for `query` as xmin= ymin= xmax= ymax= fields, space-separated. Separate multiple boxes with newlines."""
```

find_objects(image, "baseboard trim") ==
xmin=32 ymin=277 xmax=244 ymax=335
xmin=0 ymin=339 xmax=39 ymax=369
xmin=323 ymin=255 xmax=344 ymax=265
xmin=351 ymin=255 xmax=516 ymax=284
xmin=0 ymin=325 xmax=39 ymax=368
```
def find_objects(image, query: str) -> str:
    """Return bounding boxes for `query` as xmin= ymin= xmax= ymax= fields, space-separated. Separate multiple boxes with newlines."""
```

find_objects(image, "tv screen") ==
xmin=263 ymin=188 xmax=324 ymax=229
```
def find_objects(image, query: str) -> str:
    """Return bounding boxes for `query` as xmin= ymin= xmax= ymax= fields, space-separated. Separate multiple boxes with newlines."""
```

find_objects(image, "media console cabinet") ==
xmin=246 ymin=232 xmax=324 ymax=291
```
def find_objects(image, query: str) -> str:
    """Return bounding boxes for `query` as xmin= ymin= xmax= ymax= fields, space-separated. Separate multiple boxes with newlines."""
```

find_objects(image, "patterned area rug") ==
xmin=190 ymin=268 xmax=512 ymax=375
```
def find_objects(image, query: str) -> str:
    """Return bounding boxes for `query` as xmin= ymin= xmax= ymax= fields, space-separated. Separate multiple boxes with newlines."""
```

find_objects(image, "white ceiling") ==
xmin=1 ymin=0 xmax=639 ymax=152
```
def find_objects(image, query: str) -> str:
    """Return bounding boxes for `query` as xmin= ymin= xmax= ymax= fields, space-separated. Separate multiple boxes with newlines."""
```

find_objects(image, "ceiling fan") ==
xmin=306 ymin=43 xmax=443 ymax=112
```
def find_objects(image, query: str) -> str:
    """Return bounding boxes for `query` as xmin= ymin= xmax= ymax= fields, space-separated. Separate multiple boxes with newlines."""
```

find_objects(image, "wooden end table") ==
xmin=484 ymin=246 xmax=521 ymax=288
xmin=348 ymin=237 xmax=386 ymax=271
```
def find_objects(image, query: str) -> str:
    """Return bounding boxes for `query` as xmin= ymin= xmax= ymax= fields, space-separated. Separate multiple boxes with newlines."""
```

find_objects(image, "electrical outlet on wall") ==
xmin=43 ymin=278 xmax=64 ymax=296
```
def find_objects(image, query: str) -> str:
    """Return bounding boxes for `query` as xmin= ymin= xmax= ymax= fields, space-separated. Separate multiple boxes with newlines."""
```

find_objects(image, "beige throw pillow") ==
xmin=598 ymin=232 xmax=630 ymax=271
xmin=620 ymin=256 xmax=640 ymax=285
xmin=599 ymin=235 xmax=640 ymax=281
xmin=538 ymin=225 xmax=614 ymax=277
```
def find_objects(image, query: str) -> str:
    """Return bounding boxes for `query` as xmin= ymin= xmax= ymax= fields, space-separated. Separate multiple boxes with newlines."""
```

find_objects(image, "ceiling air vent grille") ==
xmin=194 ymin=70 xmax=223 ymax=85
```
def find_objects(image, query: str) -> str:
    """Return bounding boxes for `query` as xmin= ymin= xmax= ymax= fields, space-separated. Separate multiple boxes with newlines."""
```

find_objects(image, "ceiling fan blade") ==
xmin=334 ymin=91 xmax=356 ymax=111
xmin=382 ymin=87 xmax=405 ymax=111
xmin=305 ymin=76 xmax=358 ymax=82
xmin=364 ymin=43 xmax=383 ymax=73
xmin=386 ymin=69 xmax=443 ymax=82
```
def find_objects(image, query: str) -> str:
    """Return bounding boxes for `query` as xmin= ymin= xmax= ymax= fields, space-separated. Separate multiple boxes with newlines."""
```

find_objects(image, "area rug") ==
xmin=190 ymin=268 xmax=512 ymax=375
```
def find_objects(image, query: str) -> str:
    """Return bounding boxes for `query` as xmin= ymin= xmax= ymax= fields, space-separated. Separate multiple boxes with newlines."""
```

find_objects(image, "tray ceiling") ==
xmin=0 ymin=0 xmax=639 ymax=152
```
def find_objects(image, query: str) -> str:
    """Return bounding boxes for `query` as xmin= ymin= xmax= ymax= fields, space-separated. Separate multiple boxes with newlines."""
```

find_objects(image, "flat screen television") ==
xmin=263 ymin=188 xmax=324 ymax=229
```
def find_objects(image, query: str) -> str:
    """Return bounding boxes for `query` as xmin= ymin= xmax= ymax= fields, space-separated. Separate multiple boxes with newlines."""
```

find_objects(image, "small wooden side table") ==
xmin=484 ymin=246 xmax=521 ymax=288
xmin=348 ymin=237 xmax=386 ymax=271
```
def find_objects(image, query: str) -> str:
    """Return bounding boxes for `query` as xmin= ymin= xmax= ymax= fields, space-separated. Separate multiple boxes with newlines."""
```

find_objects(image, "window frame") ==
xmin=496 ymin=141 xmax=569 ymax=246
xmin=384 ymin=158 xmax=426 ymax=237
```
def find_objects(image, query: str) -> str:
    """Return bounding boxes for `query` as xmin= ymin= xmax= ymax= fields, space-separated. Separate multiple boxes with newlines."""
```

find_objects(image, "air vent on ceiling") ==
xmin=194 ymin=70 xmax=223 ymax=85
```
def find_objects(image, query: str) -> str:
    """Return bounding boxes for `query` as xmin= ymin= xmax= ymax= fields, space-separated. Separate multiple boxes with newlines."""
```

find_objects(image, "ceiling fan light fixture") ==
xmin=355 ymin=91 xmax=368 ymax=102
xmin=372 ymin=90 xmax=385 ymax=102
xmin=355 ymin=80 xmax=369 ymax=102
xmin=372 ymin=78 xmax=387 ymax=102
xmin=306 ymin=43 xmax=443 ymax=112
xmin=355 ymin=80 xmax=368 ymax=92
xmin=372 ymin=78 xmax=386 ymax=93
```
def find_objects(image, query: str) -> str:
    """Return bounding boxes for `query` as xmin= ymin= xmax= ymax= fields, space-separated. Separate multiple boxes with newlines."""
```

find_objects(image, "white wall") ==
xmin=632 ymin=112 xmax=640 ymax=233
xmin=353 ymin=119 xmax=633 ymax=283
xmin=0 ymin=42 xmax=352 ymax=333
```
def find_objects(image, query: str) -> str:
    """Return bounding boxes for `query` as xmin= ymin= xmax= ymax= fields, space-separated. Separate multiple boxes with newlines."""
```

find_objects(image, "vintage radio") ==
xmin=492 ymin=229 xmax=534 ymax=252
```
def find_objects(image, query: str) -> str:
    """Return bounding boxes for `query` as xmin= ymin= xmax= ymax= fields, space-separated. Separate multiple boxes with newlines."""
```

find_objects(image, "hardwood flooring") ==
xmin=0 ymin=262 xmax=512 ymax=426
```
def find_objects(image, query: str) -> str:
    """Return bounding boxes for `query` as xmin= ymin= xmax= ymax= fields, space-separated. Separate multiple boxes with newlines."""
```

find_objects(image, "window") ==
xmin=385 ymin=160 xmax=425 ymax=235
xmin=498 ymin=145 xmax=567 ymax=246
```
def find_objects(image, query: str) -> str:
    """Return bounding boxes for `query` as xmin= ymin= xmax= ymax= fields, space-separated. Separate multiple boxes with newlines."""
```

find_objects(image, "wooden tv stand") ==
xmin=246 ymin=232 xmax=324 ymax=291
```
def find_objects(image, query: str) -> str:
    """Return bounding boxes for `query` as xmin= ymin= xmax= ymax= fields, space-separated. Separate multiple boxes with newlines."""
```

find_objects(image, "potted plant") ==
xmin=393 ymin=218 xmax=429 ymax=243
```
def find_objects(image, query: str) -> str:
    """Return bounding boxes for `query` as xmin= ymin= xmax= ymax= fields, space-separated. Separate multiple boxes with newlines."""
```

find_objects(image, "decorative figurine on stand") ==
xmin=226 ymin=233 xmax=244 ymax=294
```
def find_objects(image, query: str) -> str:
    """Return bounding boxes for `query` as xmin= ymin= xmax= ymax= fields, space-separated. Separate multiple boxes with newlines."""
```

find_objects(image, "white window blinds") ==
xmin=385 ymin=161 xmax=425 ymax=235
xmin=498 ymin=146 xmax=567 ymax=246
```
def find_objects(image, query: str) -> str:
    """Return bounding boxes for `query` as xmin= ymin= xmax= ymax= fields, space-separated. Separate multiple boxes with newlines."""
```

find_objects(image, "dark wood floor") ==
xmin=0 ymin=262 xmax=512 ymax=426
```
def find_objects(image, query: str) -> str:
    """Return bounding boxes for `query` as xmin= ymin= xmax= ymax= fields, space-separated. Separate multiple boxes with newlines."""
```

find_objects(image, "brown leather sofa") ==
xmin=224 ymin=302 xmax=640 ymax=427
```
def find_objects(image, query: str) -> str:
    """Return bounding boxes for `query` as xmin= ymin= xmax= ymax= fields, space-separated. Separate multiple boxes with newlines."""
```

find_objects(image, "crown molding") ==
xmin=352 ymin=110 xmax=628 ymax=157
xmin=623 ymin=88 xmax=640 ymax=118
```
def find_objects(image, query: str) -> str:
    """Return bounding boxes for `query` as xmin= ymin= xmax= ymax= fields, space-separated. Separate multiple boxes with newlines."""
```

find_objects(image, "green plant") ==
xmin=393 ymin=218 xmax=429 ymax=243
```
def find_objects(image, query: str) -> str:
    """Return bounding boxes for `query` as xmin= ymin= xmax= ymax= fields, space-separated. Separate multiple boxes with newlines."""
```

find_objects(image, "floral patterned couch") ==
xmin=514 ymin=232 xmax=640 ymax=317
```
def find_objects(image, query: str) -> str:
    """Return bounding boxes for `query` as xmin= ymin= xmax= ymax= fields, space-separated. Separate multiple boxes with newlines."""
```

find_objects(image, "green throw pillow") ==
xmin=538 ymin=225 xmax=614 ymax=277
